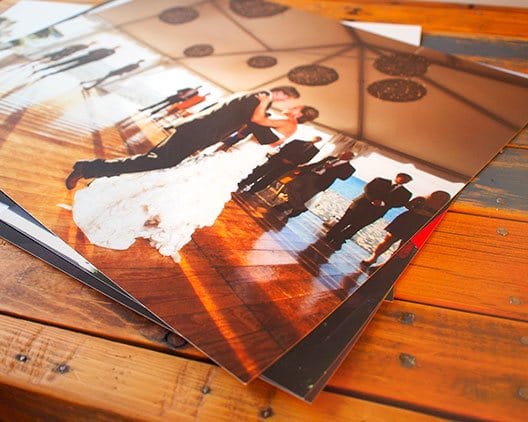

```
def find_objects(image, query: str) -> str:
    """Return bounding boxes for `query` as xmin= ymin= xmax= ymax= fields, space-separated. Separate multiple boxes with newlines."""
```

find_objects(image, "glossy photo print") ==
xmin=0 ymin=0 xmax=526 ymax=382
xmin=262 ymin=213 xmax=446 ymax=401
xmin=0 ymin=0 xmax=104 ymax=49
xmin=0 ymin=187 xmax=443 ymax=402
xmin=0 ymin=190 xmax=173 ymax=331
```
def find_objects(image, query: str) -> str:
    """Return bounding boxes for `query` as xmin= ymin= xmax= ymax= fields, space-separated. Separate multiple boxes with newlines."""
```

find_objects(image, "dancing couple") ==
xmin=66 ymin=86 xmax=319 ymax=261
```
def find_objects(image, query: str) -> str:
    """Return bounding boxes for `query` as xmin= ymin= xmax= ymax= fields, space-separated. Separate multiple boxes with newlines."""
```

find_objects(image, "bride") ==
xmin=72 ymin=93 xmax=316 ymax=262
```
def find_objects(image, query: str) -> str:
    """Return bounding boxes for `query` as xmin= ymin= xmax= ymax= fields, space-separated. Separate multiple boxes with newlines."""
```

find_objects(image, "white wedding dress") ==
xmin=72 ymin=137 xmax=273 ymax=262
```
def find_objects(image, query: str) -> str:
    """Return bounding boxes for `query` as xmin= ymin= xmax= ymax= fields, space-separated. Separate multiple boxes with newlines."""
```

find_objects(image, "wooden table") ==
xmin=1 ymin=1 xmax=527 ymax=420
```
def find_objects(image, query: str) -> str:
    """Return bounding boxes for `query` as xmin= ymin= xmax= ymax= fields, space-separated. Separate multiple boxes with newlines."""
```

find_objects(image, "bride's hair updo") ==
xmin=297 ymin=106 xmax=319 ymax=124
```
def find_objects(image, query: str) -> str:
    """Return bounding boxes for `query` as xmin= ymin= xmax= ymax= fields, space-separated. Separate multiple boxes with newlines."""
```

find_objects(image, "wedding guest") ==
xmin=65 ymin=87 xmax=317 ymax=189
xmin=39 ymin=41 xmax=96 ymax=62
xmin=138 ymin=86 xmax=201 ymax=116
xmin=360 ymin=190 xmax=451 ymax=266
xmin=239 ymin=135 xmax=321 ymax=193
xmin=325 ymin=173 xmax=413 ymax=246
xmin=33 ymin=47 xmax=120 ymax=77
xmin=81 ymin=59 xmax=145 ymax=89
xmin=274 ymin=151 xmax=355 ymax=218
xmin=155 ymin=93 xmax=209 ymax=122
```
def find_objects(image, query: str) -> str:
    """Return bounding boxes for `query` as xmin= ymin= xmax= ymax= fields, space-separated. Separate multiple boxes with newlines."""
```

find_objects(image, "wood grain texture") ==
xmin=395 ymin=212 xmax=528 ymax=321
xmin=277 ymin=0 xmax=528 ymax=38
xmin=0 ymin=314 xmax=442 ymax=422
xmin=327 ymin=300 xmax=528 ymax=422
xmin=1 ymin=1 xmax=527 ymax=419
xmin=452 ymin=147 xmax=528 ymax=220
xmin=0 ymin=239 xmax=201 ymax=357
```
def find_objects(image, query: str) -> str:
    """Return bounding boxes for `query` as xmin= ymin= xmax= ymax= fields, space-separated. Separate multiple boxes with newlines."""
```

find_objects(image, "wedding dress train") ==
xmin=72 ymin=138 xmax=272 ymax=262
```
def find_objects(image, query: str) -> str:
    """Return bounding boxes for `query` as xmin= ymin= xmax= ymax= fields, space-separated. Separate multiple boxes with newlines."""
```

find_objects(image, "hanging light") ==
xmin=374 ymin=53 xmax=430 ymax=77
xmin=367 ymin=78 xmax=427 ymax=102
xmin=159 ymin=7 xmax=199 ymax=25
xmin=288 ymin=64 xmax=339 ymax=86
xmin=229 ymin=0 xmax=289 ymax=18
xmin=247 ymin=55 xmax=277 ymax=68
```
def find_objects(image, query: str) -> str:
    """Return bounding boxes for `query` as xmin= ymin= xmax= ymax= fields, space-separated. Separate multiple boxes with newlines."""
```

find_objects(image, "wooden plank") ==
xmin=277 ymin=0 xmax=528 ymax=38
xmin=452 ymin=147 xmax=528 ymax=220
xmin=2 ymin=182 xmax=526 ymax=359
xmin=0 ymin=313 xmax=443 ymax=422
xmin=0 ymin=238 xmax=201 ymax=356
xmin=422 ymin=34 xmax=528 ymax=60
xmin=395 ymin=212 xmax=528 ymax=321
xmin=461 ymin=56 xmax=528 ymax=78
xmin=4 ymin=210 xmax=526 ymax=418
xmin=327 ymin=300 xmax=528 ymax=422
xmin=511 ymin=127 xmax=528 ymax=146
xmin=0 ymin=227 xmax=345 ymax=382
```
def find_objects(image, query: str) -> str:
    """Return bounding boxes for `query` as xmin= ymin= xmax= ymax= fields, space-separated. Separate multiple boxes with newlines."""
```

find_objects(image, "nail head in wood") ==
xmin=15 ymin=353 xmax=28 ymax=362
xmin=496 ymin=227 xmax=509 ymax=236
xmin=260 ymin=407 xmax=273 ymax=419
xmin=55 ymin=363 xmax=70 ymax=374
xmin=398 ymin=312 xmax=415 ymax=325
xmin=399 ymin=353 xmax=416 ymax=368
xmin=509 ymin=296 xmax=523 ymax=306
xmin=517 ymin=387 xmax=528 ymax=400
xmin=201 ymin=386 xmax=211 ymax=395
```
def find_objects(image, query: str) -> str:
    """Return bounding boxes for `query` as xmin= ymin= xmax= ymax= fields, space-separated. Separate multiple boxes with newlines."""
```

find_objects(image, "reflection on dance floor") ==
xmin=234 ymin=190 xmax=373 ymax=293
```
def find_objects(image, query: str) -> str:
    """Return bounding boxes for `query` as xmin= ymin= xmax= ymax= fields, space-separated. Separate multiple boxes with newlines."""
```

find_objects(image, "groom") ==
xmin=66 ymin=86 xmax=305 ymax=189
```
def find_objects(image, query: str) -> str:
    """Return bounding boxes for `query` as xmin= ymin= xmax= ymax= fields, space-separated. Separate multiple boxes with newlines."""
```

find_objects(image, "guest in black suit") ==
xmin=274 ymin=151 xmax=356 ymax=218
xmin=360 ymin=190 xmax=451 ymax=267
xmin=40 ymin=42 xmax=96 ymax=62
xmin=138 ymin=86 xmax=201 ymax=116
xmin=33 ymin=47 xmax=120 ymax=77
xmin=325 ymin=173 xmax=413 ymax=245
xmin=65 ymin=87 xmax=318 ymax=189
xmin=215 ymin=118 xmax=277 ymax=152
xmin=239 ymin=135 xmax=322 ymax=193
xmin=81 ymin=59 xmax=145 ymax=90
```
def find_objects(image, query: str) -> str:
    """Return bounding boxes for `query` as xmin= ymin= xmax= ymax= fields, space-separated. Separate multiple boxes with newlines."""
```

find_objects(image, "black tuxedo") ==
xmin=243 ymin=122 xmax=280 ymax=145
xmin=326 ymin=177 xmax=412 ymax=241
xmin=79 ymin=92 xmax=268 ymax=179
xmin=240 ymin=139 xmax=320 ymax=192
xmin=283 ymin=156 xmax=356 ymax=214
xmin=139 ymin=87 xmax=200 ymax=114
xmin=40 ymin=48 xmax=116 ymax=73
xmin=44 ymin=44 xmax=90 ymax=61
xmin=218 ymin=107 xmax=278 ymax=150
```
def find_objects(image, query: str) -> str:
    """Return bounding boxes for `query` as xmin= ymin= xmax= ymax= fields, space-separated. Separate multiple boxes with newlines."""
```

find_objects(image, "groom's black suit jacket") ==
xmin=155 ymin=92 xmax=265 ymax=155
xmin=80 ymin=92 xmax=275 ymax=179
xmin=344 ymin=177 xmax=412 ymax=225
xmin=286 ymin=156 xmax=356 ymax=205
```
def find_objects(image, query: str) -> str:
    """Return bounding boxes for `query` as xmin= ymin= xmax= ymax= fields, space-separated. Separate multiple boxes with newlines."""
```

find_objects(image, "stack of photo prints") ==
xmin=0 ymin=0 xmax=526 ymax=402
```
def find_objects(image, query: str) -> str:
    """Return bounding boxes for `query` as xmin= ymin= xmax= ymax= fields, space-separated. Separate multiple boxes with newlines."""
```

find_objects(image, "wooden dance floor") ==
xmin=0 ymin=74 xmax=372 ymax=381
